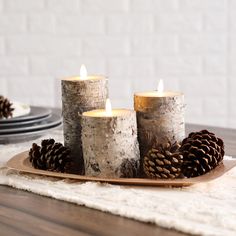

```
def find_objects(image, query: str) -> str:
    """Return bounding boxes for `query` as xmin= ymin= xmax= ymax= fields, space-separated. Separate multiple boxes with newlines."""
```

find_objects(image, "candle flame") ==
xmin=157 ymin=79 xmax=164 ymax=93
xmin=80 ymin=64 xmax=87 ymax=80
xmin=105 ymin=98 xmax=112 ymax=115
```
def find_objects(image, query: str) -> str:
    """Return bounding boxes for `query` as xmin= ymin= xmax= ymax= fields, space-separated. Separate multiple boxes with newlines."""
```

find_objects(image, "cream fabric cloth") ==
xmin=0 ymin=130 xmax=236 ymax=236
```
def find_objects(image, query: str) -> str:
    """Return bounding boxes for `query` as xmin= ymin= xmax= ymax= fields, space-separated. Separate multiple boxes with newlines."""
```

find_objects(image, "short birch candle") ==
xmin=134 ymin=80 xmax=185 ymax=168
xmin=81 ymin=99 xmax=140 ymax=178
xmin=61 ymin=65 xmax=108 ymax=174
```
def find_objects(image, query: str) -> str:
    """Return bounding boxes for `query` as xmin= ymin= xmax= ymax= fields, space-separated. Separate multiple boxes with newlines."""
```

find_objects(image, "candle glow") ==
xmin=105 ymin=98 xmax=112 ymax=116
xmin=157 ymin=79 xmax=164 ymax=93
xmin=80 ymin=64 xmax=87 ymax=80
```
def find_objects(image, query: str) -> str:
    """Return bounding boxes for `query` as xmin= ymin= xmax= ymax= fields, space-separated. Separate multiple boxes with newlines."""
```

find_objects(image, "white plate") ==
xmin=11 ymin=101 xmax=31 ymax=118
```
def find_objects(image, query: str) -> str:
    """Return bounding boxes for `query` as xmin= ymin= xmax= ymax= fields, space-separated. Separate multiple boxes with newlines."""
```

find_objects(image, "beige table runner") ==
xmin=0 ymin=130 xmax=236 ymax=236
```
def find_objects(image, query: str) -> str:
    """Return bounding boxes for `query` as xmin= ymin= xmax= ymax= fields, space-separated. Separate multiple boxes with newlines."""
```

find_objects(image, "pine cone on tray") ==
xmin=29 ymin=139 xmax=73 ymax=173
xmin=0 ymin=95 xmax=14 ymax=119
xmin=180 ymin=130 xmax=225 ymax=178
xmin=143 ymin=141 xmax=183 ymax=179
xmin=119 ymin=158 xmax=139 ymax=178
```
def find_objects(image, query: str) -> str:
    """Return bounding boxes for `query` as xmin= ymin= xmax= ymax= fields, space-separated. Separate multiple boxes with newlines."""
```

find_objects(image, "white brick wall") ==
xmin=0 ymin=0 xmax=235 ymax=128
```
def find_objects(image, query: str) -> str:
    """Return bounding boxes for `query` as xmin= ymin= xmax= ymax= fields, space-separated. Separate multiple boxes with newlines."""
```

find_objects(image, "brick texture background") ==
xmin=0 ymin=0 xmax=235 ymax=128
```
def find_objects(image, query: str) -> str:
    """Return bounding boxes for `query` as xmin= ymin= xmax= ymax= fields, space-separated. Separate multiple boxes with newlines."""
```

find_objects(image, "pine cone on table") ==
xmin=180 ymin=130 xmax=225 ymax=178
xmin=29 ymin=139 xmax=73 ymax=173
xmin=143 ymin=141 xmax=183 ymax=179
xmin=0 ymin=95 xmax=14 ymax=119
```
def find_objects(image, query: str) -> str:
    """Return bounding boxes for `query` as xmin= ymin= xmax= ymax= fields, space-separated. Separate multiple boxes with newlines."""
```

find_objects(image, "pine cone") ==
xmin=29 ymin=139 xmax=73 ymax=173
xmin=143 ymin=141 xmax=183 ymax=179
xmin=180 ymin=130 xmax=225 ymax=178
xmin=0 ymin=95 xmax=14 ymax=119
xmin=119 ymin=158 xmax=139 ymax=178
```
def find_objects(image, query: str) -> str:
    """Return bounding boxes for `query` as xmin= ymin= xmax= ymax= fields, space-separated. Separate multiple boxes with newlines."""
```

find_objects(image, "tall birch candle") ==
xmin=134 ymin=80 xmax=185 ymax=171
xmin=81 ymin=99 xmax=140 ymax=178
xmin=61 ymin=65 xmax=108 ymax=174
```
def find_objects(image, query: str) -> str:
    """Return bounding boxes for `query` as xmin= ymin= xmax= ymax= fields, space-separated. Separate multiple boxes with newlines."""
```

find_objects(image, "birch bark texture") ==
xmin=81 ymin=110 xmax=140 ymax=178
xmin=134 ymin=93 xmax=185 ymax=172
xmin=61 ymin=77 xmax=108 ymax=174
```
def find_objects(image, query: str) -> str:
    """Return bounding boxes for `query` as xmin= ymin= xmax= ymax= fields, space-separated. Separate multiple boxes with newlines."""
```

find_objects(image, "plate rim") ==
xmin=0 ymin=106 xmax=52 ymax=123
xmin=0 ymin=114 xmax=52 ymax=128
xmin=0 ymin=124 xmax=62 ymax=144
xmin=6 ymin=151 xmax=236 ymax=187
xmin=0 ymin=113 xmax=61 ymax=135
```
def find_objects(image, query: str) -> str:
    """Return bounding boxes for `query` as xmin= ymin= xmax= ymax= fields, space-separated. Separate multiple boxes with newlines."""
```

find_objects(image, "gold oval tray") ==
xmin=6 ymin=151 xmax=236 ymax=187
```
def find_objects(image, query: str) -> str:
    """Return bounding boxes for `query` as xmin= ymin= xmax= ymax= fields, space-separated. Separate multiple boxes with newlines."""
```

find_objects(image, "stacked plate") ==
xmin=0 ymin=103 xmax=62 ymax=144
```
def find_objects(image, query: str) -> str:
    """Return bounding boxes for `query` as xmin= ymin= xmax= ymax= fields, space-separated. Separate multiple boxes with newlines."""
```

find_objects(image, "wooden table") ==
xmin=0 ymin=124 xmax=235 ymax=236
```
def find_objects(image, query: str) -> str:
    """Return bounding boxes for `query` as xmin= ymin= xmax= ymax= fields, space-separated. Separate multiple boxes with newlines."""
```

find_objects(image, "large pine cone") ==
xmin=143 ymin=141 xmax=183 ymax=179
xmin=0 ymin=95 xmax=14 ymax=119
xmin=180 ymin=130 xmax=224 ymax=178
xmin=29 ymin=139 xmax=73 ymax=173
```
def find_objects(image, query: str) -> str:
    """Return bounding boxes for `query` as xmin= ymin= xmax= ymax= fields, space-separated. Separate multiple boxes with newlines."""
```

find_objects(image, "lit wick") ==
xmin=157 ymin=79 xmax=164 ymax=93
xmin=105 ymin=98 xmax=112 ymax=116
xmin=80 ymin=64 xmax=87 ymax=80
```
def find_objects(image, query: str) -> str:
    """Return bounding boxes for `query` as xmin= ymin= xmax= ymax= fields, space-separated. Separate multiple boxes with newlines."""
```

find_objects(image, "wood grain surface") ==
xmin=0 ymin=123 xmax=235 ymax=236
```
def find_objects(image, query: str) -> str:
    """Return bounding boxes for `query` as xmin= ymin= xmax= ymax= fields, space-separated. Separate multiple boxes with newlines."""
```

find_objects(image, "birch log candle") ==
xmin=81 ymin=99 xmax=140 ymax=178
xmin=61 ymin=65 xmax=108 ymax=174
xmin=134 ymin=80 xmax=185 ymax=171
